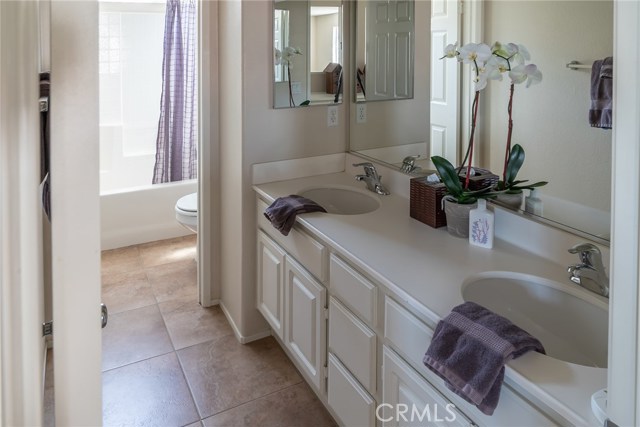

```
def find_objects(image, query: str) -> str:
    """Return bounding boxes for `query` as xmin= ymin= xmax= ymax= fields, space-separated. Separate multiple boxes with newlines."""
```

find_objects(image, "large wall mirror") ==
xmin=350 ymin=0 xmax=613 ymax=243
xmin=273 ymin=0 xmax=344 ymax=108
xmin=354 ymin=0 xmax=415 ymax=102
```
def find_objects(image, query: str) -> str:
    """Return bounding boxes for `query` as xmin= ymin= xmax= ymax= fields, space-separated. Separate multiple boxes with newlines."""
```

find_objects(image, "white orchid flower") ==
xmin=280 ymin=46 xmax=302 ymax=67
xmin=492 ymin=42 xmax=530 ymax=66
xmin=442 ymin=42 xmax=459 ymax=59
xmin=487 ymin=55 xmax=509 ymax=75
xmin=509 ymin=63 xmax=543 ymax=87
xmin=474 ymin=63 xmax=502 ymax=90
xmin=458 ymin=43 xmax=492 ymax=65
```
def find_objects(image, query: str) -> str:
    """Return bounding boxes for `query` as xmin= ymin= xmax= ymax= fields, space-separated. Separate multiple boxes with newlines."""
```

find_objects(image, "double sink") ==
xmin=302 ymin=185 xmax=609 ymax=369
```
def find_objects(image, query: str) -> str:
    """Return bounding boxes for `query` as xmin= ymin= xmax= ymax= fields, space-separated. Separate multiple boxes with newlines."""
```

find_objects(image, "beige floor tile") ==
xmin=101 ymin=245 xmax=143 ymax=276
xmin=159 ymin=300 xmax=234 ymax=350
xmin=147 ymin=259 xmax=198 ymax=303
xmin=101 ymin=269 xmax=156 ymax=314
xmin=102 ymin=304 xmax=174 ymax=371
xmin=201 ymin=383 xmax=336 ymax=427
xmin=103 ymin=352 xmax=199 ymax=427
xmin=178 ymin=336 xmax=303 ymax=419
xmin=138 ymin=235 xmax=197 ymax=268
xmin=184 ymin=422 xmax=203 ymax=427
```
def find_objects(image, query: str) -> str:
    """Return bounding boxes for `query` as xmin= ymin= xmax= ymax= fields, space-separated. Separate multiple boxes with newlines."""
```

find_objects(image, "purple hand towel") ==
xmin=589 ymin=57 xmax=613 ymax=129
xmin=423 ymin=302 xmax=545 ymax=416
xmin=264 ymin=195 xmax=326 ymax=236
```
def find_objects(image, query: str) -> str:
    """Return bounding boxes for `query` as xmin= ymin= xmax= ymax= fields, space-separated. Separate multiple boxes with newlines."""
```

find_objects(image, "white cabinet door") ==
xmin=257 ymin=231 xmax=286 ymax=339
xmin=284 ymin=257 xmax=327 ymax=392
xmin=382 ymin=346 xmax=473 ymax=427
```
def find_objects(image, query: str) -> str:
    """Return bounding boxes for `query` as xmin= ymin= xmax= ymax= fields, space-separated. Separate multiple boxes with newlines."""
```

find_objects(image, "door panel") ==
xmin=284 ymin=257 xmax=326 ymax=392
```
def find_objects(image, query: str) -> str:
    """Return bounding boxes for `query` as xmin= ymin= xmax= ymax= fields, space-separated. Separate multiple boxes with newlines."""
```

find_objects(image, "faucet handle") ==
xmin=353 ymin=162 xmax=378 ymax=178
xmin=568 ymin=243 xmax=602 ymax=266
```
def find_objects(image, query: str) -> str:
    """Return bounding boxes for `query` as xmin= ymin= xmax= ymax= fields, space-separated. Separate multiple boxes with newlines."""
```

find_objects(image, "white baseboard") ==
xmin=219 ymin=301 xmax=271 ymax=344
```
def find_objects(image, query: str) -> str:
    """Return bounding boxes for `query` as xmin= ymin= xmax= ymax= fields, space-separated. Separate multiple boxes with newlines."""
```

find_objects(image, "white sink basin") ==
xmin=298 ymin=186 xmax=381 ymax=215
xmin=461 ymin=272 xmax=609 ymax=368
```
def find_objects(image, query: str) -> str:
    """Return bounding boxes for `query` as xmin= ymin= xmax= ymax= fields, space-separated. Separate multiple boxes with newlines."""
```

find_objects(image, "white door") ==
xmin=284 ymin=257 xmax=327 ymax=392
xmin=365 ymin=0 xmax=415 ymax=100
xmin=429 ymin=0 xmax=459 ymax=164
xmin=50 ymin=1 xmax=102 ymax=425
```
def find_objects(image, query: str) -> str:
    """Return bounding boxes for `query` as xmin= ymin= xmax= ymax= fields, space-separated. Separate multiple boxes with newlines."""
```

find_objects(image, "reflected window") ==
xmin=274 ymin=9 xmax=290 ymax=82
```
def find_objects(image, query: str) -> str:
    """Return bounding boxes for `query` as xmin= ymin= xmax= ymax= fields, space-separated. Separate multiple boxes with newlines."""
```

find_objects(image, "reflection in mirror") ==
xmin=349 ymin=0 xmax=613 ymax=243
xmin=350 ymin=0 xmax=428 ymax=164
xmin=273 ymin=0 xmax=343 ymax=108
xmin=354 ymin=0 xmax=415 ymax=102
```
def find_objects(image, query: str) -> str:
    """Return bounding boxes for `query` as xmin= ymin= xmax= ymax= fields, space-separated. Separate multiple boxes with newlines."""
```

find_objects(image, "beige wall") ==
xmin=481 ymin=0 xmax=613 ymax=213
xmin=219 ymin=0 xmax=348 ymax=339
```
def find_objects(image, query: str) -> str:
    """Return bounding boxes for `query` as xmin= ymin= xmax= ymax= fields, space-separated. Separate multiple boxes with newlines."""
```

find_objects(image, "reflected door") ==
xmin=365 ymin=0 xmax=414 ymax=101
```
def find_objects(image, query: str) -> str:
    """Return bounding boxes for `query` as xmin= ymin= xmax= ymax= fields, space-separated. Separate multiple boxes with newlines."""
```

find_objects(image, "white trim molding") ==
xmin=608 ymin=0 xmax=640 ymax=425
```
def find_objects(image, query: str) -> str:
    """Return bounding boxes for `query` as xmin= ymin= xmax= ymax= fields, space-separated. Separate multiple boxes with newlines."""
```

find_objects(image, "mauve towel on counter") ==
xmin=264 ymin=195 xmax=326 ymax=236
xmin=423 ymin=302 xmax=545 ymax=415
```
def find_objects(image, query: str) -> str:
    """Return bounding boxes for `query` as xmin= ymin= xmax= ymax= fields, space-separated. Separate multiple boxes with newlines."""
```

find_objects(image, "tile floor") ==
xmin=46 ymin=235 xmax=336 ymax=427
xmin=99 ymin=235 xmax=336 ymax=427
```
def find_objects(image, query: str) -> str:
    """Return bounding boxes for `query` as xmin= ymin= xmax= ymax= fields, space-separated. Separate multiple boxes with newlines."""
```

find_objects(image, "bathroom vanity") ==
xmin=253 ymin=168 xmax=606 ymax=426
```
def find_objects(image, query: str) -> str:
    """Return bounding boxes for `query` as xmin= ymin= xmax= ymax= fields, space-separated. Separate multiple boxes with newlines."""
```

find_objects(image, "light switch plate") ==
xmin=327 ymin=106 xmax=338 ymax=127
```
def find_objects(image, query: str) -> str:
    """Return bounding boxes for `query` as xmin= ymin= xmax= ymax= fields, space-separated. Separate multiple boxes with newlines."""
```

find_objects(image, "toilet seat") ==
xmin=176 ymin=193 xmax=197 ymax=214
xmin=175 ymin=192 xmax=197 ymax=233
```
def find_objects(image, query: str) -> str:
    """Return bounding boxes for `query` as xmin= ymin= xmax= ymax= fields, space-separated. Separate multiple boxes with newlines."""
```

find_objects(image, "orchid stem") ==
xmin=502 ymin=83 xmax=515 ymax=186
xmin=461 ymin=90 xmax=481 ymax=189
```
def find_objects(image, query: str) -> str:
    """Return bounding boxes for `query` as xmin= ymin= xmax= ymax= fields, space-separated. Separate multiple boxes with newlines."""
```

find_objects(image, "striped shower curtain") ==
xmin=152 ymin=0 xmax=198 ymax=184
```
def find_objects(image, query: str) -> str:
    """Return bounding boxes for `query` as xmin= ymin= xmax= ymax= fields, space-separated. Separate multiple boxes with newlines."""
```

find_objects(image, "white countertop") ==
xmin=254 ymin=172 xmax=607 ymax=426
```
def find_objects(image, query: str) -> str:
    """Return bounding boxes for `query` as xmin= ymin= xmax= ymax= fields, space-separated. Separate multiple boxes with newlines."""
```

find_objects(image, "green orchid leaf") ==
xmin=299 ymin=100 xmax=311 ymax=106
xmin=431 ymin=156 xmax=464 ymax=197
xmin=505 ymin=144 xmax=525 ymax=184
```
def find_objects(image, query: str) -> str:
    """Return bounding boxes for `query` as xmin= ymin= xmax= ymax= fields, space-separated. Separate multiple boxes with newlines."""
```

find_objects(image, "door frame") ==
xmin=0 ymin=1 xmax=46 ymax=425
xmin=50 ymin=1 xmax=102 ymax=424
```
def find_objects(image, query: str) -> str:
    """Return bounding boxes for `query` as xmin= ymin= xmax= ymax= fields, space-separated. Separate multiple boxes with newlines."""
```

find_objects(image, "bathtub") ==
xmin=100 ymin=179 xmax=197 ymax=250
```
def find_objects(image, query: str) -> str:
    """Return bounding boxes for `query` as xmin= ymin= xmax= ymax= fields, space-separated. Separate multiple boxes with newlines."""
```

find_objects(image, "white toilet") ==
xmin=175 ymin=192 xmax=197 ymax=233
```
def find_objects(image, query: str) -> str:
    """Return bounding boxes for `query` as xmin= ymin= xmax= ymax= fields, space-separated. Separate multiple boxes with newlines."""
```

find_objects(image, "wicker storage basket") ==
xmin=409 ymin=168 xmax=498 ymax=229
xmin=410 ymin=177 xmax=447 ymax=228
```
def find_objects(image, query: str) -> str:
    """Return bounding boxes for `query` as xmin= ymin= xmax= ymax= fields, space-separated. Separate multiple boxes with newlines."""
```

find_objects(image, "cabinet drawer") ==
xmin=258 ymin=198 xmax=327 ymax=282
xmin=384 ymin=297 xmax=558 ymax=426
xmin=384 ymin=297 xmax=434 ymax=369
xmin=329 ymin=297 xmax=377 ymax=394
xmin=328 ymin=353 xmax=376 ymax=427
xmin=382 ymin=346 xmax=473 ymax=427
xmin=330 ymin=254 xmax=377 ymax=326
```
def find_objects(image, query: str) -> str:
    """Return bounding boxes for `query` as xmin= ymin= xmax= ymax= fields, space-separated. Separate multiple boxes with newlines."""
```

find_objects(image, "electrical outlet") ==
xmin=327 ymin=106 xmax=338 ymax=127
xmin=356 ymin=104 xmax=367 ymax=123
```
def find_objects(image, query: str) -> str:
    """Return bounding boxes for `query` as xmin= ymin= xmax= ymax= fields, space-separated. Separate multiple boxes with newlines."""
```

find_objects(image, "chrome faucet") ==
xmin=567 ymin=243 xmax=609 ymax=297
xmin=401 ymin=155 xmax=422 ymax=174
xmin=353 ymin=162 xmax=390 ymax=195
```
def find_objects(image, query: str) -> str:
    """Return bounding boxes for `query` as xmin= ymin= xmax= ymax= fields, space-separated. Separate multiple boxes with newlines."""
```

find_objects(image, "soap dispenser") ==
xmin=469 ymin=199 xmax=494 ymax=249
xmin=525 ymin=189 xmax=543 ymax=216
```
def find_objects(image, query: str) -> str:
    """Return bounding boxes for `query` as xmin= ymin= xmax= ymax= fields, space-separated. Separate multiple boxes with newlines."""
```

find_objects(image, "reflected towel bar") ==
xmin=566 ymin=60 xmax=594 ymax=70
